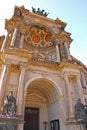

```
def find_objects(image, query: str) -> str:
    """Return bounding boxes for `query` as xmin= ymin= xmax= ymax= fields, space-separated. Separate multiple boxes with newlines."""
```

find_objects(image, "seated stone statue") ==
xmin=2 ymin=91 xmax=16 ymax=117
xmin=75 ymin=99 xmax=84 ymax=120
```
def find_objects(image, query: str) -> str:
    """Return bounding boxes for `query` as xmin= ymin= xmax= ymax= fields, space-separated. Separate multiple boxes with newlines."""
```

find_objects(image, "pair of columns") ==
xmin=64 ymin=75 xmax=84 ymax=120
xmin=10 ymin=28 xmax=25 ymax=48
xmin=55 ymin=39 xmax=71 ymax=63
xmin=1 ymin=28 xmax=24 ymax=52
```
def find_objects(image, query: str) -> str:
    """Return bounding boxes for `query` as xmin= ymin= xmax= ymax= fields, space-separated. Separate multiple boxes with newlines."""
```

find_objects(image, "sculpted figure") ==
xmin=32 ymin=7 xmax=36 ymax=13
xmin=2 ymin=91 xmax=16 ymax=117
xmin=75 ymin=99 xmax=84 ymax=120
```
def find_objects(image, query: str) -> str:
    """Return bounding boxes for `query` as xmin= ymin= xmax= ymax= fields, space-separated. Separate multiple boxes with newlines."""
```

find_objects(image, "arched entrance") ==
xmin=24 ymin=78 xmax=62 ymax=130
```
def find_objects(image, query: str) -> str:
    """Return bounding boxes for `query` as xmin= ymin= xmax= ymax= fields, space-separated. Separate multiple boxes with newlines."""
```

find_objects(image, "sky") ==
xmin=0 ymin=0 xmax=87 ymax=65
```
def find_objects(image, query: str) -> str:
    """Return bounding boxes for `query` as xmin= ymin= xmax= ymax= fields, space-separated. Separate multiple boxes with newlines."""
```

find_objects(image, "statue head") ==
xmin=9 ymin=91 xmax=13 ymax=96
xmin=77 ymin=98 xmax=81 ymax=103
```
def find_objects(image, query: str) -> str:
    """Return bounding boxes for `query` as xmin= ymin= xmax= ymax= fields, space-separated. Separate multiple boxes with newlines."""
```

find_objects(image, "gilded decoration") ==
xmin=10 ymin=64 xmax=20 ymax=73
xmin=25 ymin=25 xmax=53 ymax=48
xmin=54 ymin=31 xmax=73 ymax=44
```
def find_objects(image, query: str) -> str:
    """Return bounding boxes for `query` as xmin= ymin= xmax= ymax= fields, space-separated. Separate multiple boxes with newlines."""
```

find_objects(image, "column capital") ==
xmin=54 ymin=39 xmax=60 ymax=45
xmin=20 ymin=66 xmax=26 ymax=72
xmin=20 ymin=31 xmax=25 ymax=34
xmin=54 ymin=39 xmax=63 ymax=45
xmin=6 ymin=29 xmax=11 ymax=34
xmin=20 ymin=63 xmax=27 ymax=69
xmin=76 ymin=75 xmax=81 ymax=79
xmin=63 ymin=73 xmax=69 ymax=78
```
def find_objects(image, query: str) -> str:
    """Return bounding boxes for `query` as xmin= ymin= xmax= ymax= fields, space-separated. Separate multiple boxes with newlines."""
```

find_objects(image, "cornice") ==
xmin=54 ymin=31 xmax=73 ymax=44
xmin=5 ymin=6 xmax=67 ymax=31
xmin=71 ymin=56 xmax=87 ymax=73
xmin=0 ymin=46 xmax=86 ymax=76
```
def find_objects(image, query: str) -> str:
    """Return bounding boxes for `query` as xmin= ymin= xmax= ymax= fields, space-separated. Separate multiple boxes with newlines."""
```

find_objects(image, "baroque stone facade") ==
xmin=0 ymin=5 xmax=87 ymax=130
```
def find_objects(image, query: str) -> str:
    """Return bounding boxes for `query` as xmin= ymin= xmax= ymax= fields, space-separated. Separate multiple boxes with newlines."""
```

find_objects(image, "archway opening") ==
xmin=24 ymin=78 xmax=61 ymax=130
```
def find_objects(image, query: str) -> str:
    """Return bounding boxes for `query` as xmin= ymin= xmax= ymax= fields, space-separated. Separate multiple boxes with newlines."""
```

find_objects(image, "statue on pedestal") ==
xmin=2 ymin=91 xmax=16 ymax=117
xmin=75 ymin=99 xmax=84 ymax=120
xmin=75 ymin=99 xmax=87 ymax=125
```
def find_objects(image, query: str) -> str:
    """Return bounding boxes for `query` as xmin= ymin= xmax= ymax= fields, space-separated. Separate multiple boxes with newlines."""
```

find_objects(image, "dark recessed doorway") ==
xmin=24 ymin=107 xmax=39 ymax=130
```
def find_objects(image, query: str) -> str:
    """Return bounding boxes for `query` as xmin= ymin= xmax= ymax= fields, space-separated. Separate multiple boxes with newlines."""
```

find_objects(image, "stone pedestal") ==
xmin=0 ymin=115 xmax=24 ymax=130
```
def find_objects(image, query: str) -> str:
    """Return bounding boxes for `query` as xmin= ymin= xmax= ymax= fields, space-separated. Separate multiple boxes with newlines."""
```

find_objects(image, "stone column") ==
xmin=1 ymin=30 xmax=10 ymax=52
xmin=10 ymin=28 xmax=18 ymax=46
xmin=64 ymin=42 xmax=71 ymax=60
xmin=0 ymin=63 xmax=10 ymax=109
xmin=64 ymin=75 xmax=74 ymax=119
xmin=76 ymin=76 xmax=84 ymax=104
xmin=16 ymin=66 xmax=26 ymax=116
xmin=59 ymin=98 xmax=66 ymax=126
xmin=81 ymin=71 xmax=87 ymax=88
xmin=19 ymin=33 xmax=24 ymax=48
xmin=54 ymin=40 xmax=60 ymax=63
xmin=60 ymin=42 xmax=67 ymax=61
xmin=17 ymin=92 xmax=26 ymax=130
xmin=16 ymin=66 xmax=26 ymax=130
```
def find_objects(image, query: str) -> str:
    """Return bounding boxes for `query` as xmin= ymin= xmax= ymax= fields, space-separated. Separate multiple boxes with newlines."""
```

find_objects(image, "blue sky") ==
xmin=0 ymin=0 xmax=87 ymax=65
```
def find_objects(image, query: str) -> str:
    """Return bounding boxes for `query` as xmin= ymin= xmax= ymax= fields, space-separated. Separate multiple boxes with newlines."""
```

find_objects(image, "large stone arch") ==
xmin=25 ymin=76 xmax=63 ymax=101
xmin=24 ymin=76 xmax=64 ymax=130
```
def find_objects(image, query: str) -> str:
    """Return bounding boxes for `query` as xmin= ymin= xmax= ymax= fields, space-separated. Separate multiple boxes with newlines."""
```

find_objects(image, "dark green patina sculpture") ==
xmin=75 ymin=99 xmax=87 ymax=124
xmin=2 ymin=91 xmax=16 ymax=117
xmin=32 ymin=7 xmax=49 ymax=17
xmin=0 ymin=92 xmax=17 ymax=130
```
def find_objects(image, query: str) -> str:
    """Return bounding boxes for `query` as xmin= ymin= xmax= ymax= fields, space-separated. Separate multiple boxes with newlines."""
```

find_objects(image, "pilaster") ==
xmin=64 ymin=75 xmax=74 ymax=120
xmin=16 ymin=66 xmax=26 ymax=116
xmin=0 ymin=63 xmax=10 ymax=110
